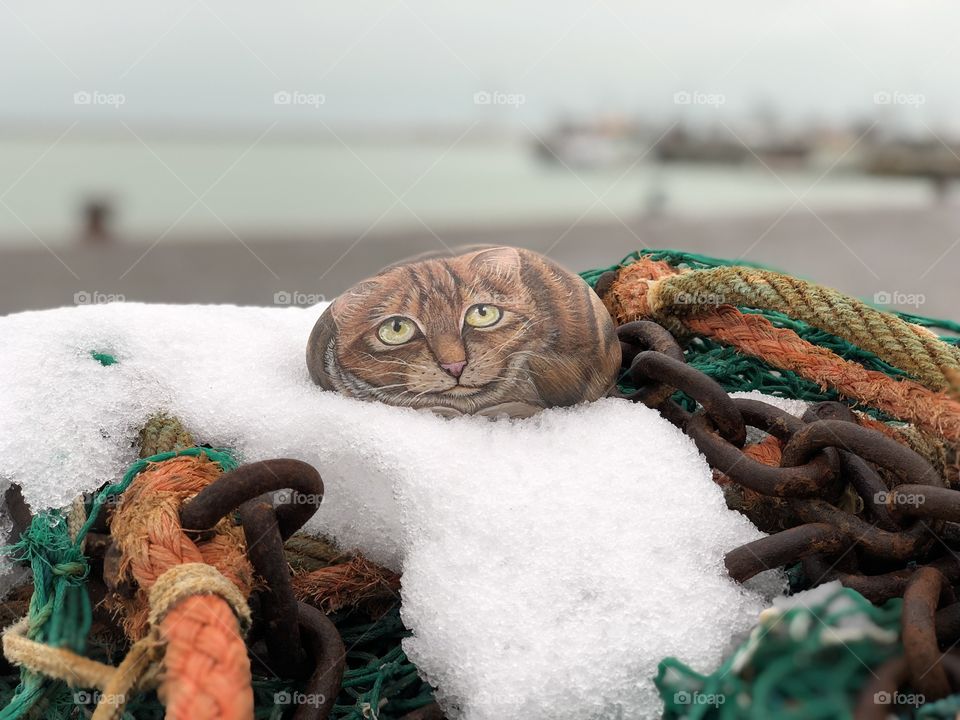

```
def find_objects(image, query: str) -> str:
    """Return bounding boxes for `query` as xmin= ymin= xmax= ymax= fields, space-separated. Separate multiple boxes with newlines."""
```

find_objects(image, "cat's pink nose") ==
xmin=441 ymin=360 xmax=467 ymax=378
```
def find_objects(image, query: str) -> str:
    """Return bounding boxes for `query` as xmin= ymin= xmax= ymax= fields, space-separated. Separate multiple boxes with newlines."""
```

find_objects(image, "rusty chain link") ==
xmin=179 ymin=458 xmax=345 ymax=720
xmin=616 ymin=320 xmax=960 ymax=711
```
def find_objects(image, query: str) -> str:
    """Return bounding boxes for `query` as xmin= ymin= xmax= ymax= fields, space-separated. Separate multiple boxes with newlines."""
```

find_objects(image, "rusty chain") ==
xmin=617 ymin=320 xmax=960 ymax=713
xmin=91 ymin=459 xmax=345 ymax=720
xmin=6 ymin=318 xmax=956 ymax=718
xmin=179 ymin=458 xmax=345 ymax=720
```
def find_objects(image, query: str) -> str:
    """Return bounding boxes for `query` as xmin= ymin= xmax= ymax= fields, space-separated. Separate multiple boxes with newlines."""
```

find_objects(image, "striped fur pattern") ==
xmin=306 ymin=246 xmax=621 ymax=417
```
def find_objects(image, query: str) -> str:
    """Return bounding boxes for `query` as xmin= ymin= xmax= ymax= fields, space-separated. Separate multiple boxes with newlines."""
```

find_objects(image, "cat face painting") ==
xmin=306 ymin=246 xmax=621 ymax=417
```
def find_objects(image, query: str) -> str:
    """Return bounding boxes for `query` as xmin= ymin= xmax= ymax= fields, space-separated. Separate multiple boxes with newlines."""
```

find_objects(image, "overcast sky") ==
xmin=0 ymin=1 xmax=956 ymax=133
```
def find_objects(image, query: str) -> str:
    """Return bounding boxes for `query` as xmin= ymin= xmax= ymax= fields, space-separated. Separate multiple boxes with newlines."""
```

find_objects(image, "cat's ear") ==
xmin=307 ymin=277 xmax=382 ymax=387
xmin=378 ymin=244 xmax=501 ymax=273
xmin=328 ymin=278 xmax=380 ymax=328
xmin=466 ymin=246 xmax=522 ymax=277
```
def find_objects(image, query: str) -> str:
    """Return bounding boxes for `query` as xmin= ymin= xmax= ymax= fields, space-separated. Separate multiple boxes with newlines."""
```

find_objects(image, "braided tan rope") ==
xmin=147 ymin=563 xmax=251 ymax=633
xmin=603 ymin=259 xmax=960 ymax=445
xmin=2 ymin=617 xmax=119 ymax=689
xmin=91 ymin=635 xmax=163 ymax=720
xmin=2 ymin=619 xmax=159 ymax=720
xmin=653 ymin=266 xmax=960 ymax=392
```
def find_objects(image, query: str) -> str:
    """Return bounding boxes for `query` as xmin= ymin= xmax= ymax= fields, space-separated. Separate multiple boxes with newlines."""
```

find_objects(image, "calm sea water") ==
xmin=0 ymin=136 xmax=934 ymax=246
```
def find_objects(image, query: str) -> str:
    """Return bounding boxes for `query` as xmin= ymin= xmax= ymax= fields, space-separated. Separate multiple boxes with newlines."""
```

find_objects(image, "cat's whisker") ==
xmin=392 ymin=380 xmax=451 ymax=404
xmin=408 ymin=387 xmax=442 ymax=403
xmin=466 ymin=349 xmax=542 ymax=387
xmin=359 ymin=353 xmax=420 ymax=369
xmin=467 ymin=319 xmax=543 ymax=367
xmin=370 ymin=382 xmax=416 ymax=391
xmin=392 ymin=363 xmax=452 ymax=397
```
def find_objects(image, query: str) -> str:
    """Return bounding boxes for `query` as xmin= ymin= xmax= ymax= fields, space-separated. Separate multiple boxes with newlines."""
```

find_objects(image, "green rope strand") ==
xmin=655 ymin=588 xmax=903 ymax=720
xmin=0 ymin=447 xmax=238 ymax=720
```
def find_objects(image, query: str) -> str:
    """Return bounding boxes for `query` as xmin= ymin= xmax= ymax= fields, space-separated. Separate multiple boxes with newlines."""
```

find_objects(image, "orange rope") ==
xmin=743 ymin=434 xmax=783 ymax=467
xmin=604 ymin=258 xmax=960 ymax=445
xmin=291 ymin=555 xmax=401 ymax=615
xmin=160 ymin=596 xmax=252 ymax=720
xmin=109 ymin=455 xmax=255 ymax=720
xmin=686 ymin=308 xmax=960 ymax=444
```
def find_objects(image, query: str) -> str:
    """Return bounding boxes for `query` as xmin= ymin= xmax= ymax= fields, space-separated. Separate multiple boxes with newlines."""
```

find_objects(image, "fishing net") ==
xmin=0 ymin=248 xmax=956 ymax=719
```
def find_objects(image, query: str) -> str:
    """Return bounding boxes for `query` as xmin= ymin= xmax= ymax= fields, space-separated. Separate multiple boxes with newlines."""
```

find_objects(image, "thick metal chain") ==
xmin=616 ymin=320 xmax=960 ymax=710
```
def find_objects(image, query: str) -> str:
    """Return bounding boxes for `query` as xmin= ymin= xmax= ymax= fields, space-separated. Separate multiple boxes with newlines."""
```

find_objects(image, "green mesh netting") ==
xmin=0 ymin=448 xmax=433 ymax=719
xmin=0 ymin=447 xmax=240 ymax=720
xmin=90 ymin=351 xmax=118 ymax=366
xmin=0 ymin=612 xmax=429 ymax=720
xmin=655 ymin=586 xmax=903 ymax=720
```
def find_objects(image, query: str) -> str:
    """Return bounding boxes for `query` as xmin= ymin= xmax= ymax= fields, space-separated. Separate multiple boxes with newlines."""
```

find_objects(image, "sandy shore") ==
xmin=1 ymin=205 xmax=957 ymax=323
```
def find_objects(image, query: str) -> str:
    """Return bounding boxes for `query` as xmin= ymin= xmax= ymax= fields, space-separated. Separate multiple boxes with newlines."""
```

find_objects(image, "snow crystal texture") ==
xmin=0 ymin=303 xmax=772 ymax=718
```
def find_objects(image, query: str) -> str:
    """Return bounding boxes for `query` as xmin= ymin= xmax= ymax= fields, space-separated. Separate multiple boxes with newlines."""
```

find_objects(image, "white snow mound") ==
xmin=0 ymin=302 xmax=772 ymax=719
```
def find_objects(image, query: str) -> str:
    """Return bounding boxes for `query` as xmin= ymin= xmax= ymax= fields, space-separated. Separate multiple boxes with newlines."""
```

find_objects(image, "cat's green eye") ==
xmin=464 ymin=304 xmax=502 ymax=329
xmin=377 ymin=317 xmax=416 ymax=345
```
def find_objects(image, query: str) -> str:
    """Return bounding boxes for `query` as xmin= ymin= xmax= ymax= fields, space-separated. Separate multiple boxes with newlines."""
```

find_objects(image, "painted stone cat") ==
xmin=306 ymin=246 xmax=621 ymax=417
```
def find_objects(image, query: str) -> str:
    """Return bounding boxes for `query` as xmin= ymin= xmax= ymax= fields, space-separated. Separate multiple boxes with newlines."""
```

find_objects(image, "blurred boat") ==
xmin=654 ymin=126 xmax=812 ymax=166
xmin=862 ymin=141 xmax=960 ymax=201
xmin=532 ymin=117 xmax=648 ymax=170
xmin=863 ymin=141 xmax=960 ymax=179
